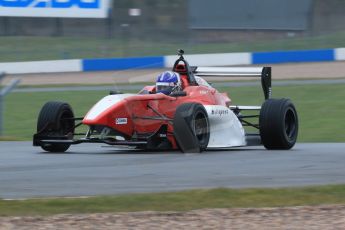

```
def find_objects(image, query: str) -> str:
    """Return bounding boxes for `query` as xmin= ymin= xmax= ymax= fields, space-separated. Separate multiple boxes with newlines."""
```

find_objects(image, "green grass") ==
xmin=1 ymin=185 xmax=345 ymax=216
xmin=219 ymin=83 xmax=345 ymax=142
xmin=3 ymin=91 xmax=106 ymax=139
xmin=3 ymin=83 xmax=345 ymax=142
xmin=1 ymin=31 xmax=345 ymax=61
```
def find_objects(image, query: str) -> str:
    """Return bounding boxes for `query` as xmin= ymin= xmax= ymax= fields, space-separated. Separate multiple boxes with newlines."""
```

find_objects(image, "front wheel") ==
xmin=36 ymin=101 xmax=75 ymax=152
xmin=259 ymin=98 xmax=298 ymax=150
xmin=173 ymin=103 xmax=210 ymax=153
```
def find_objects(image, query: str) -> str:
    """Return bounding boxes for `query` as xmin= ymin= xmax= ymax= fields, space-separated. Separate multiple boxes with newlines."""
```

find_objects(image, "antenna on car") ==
xmin=178 ymin=49 xmax=184 ymax=57
xmin=177 ymin=49 xmax=185 ymax=60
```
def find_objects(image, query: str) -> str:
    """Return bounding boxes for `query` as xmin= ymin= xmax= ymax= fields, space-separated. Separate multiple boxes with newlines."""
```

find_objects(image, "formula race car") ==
xmin=33 ymin=50 xmax=298 ymax=153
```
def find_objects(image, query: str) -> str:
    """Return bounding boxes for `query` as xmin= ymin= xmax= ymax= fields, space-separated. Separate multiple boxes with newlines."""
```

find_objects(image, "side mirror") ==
xmin=170 ymin=91 xmax=187 ymax=97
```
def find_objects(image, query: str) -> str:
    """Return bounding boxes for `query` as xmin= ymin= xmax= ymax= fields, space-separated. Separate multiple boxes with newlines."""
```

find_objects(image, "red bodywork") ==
xmin=82 ymin=74 xmax=231 ymax=149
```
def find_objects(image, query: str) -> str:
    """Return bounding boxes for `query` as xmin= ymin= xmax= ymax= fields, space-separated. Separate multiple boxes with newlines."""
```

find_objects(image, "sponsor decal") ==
xmin=199 ymin=90 xmax=209 ymax=95
xmin=0 ymin=0 xmax=99 ymax=9
xmin=0 ymin=0 xmax=108 ymax=18
xmin=115 ymin=118 xmax=127 ymax=125
xmin=211 ymin=109 xmax=229 ymax=116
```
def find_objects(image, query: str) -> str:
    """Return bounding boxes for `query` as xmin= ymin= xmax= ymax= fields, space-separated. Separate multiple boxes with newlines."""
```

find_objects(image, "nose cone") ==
xmin=82 ymin=93 xmax=173 ymax=137
xmin=83 ymin=94 xmax=136 ymax=136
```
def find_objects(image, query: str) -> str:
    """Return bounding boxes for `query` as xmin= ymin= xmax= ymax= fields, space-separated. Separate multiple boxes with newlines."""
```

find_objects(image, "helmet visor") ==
xmin=156 ymin=84 xmax=174 ymax=94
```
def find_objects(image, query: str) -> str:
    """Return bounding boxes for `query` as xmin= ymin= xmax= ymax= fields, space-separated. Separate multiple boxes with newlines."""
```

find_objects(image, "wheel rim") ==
xmin=59 ymin=110 xmax=74 ymax=137
xmin=192 ymin=111 xmax=209 ymax=145
xmin=285 ymin=108 xmax=297 ymax=141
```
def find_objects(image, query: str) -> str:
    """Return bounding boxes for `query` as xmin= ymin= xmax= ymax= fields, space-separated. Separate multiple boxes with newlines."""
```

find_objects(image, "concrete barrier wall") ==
xmin=1 ymin=48 xmax=344 ymax=74
xmin=0 ymin=59 xmax=81 ymax=74
xmin=252 ymin=49 xmax=335 ymax=64
xmin=335 ymin=48 xmax=345 ymax=61
xmin=82 ymin=56 xmax=165 ymax=71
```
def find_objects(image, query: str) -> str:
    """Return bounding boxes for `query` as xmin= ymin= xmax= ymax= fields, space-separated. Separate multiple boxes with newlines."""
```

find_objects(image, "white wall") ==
xmin=0 ymin=59 xmax=82 ymax=74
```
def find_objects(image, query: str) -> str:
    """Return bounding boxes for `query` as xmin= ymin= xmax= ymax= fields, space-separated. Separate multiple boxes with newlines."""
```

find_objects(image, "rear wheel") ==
xmin=37 ymin=101 xmax=75 ymax=152
xmin=173 ymin=103 xmax=210 ymax=153
xmin=259 ymin=98 xmax=298 ymax=149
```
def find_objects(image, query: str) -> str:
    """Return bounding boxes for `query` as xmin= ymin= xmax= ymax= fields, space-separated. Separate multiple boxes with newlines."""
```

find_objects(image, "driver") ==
xmin=156 ymin=71 xmax=182 ymax=95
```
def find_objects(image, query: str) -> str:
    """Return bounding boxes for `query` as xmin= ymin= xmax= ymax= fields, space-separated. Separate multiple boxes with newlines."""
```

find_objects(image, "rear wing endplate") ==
xmin=193 ymin=66 xmax=272 ymax=100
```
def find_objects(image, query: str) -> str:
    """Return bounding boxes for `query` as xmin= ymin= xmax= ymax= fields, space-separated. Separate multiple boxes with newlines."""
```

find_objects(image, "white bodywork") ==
xmin=204 ymin=105 xmax=246 ymax=148
xmin=84 ymin=94 xmax=136 ymax=120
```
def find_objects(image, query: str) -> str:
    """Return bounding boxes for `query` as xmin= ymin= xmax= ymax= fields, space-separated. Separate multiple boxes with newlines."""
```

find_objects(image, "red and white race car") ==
xmin=33 ymin=50 xmax=298 ymax=153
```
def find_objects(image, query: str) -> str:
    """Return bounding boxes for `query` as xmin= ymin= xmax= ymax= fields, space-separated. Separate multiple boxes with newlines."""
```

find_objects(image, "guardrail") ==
xmin=0 ymin=72 xmax=20 ymax=136
xmin=0 ymin=48 xmax=344 ymax=74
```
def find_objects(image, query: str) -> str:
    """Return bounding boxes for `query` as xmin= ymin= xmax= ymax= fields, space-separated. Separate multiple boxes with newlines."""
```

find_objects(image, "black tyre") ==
xmin=37 ymin=101 xmax=75 ymax=152
xmin=259 ymin=98 xmax=298 ymax=150
xmin=173 ymin=103 xmax=210 ymax=153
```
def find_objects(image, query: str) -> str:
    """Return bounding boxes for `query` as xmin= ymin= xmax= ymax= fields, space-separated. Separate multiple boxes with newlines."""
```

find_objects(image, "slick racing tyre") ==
xmin=259 ymin=98 xmax=298 ymax=150
xmin=173 ymin=103 xmax=210 ymax=153
xmin=37 ymin=101 xmax=75 ymax=152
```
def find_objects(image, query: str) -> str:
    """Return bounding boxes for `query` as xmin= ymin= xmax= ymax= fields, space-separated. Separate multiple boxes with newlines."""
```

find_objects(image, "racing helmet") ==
xmin=156 ymin=71 xmax=182 ymax=95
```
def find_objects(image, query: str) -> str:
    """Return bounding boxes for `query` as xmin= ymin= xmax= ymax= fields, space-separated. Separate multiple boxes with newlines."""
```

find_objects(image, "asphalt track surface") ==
xmin=0 ymin=142 xmax=344 ymax=199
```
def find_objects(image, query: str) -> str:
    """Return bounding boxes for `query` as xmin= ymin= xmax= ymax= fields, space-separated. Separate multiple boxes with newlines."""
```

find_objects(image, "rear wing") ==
xmin=193 ymin=66 xmax=272 ymax=100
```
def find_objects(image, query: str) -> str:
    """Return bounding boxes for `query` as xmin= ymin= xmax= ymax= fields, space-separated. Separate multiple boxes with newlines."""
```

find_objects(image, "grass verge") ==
xmin=1 ymin=185 xmax=345 ymax=216
xmin=1 ymin=31 xmax=345 ymax=61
